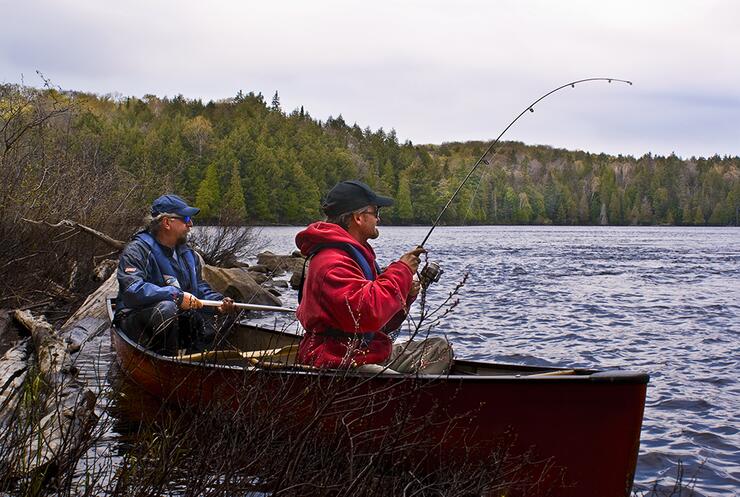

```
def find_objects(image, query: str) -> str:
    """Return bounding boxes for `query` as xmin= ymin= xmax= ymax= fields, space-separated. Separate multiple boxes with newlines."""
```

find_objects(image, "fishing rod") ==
xmin=200 ymin=300 xmax=296 ymax=313
xmin=418 ymin=77 xmax=632 ymax=249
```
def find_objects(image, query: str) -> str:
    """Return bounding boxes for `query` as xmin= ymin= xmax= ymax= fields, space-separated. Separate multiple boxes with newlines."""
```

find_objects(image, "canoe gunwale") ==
xmin=109 ymin=318 xmax=649 ymax=385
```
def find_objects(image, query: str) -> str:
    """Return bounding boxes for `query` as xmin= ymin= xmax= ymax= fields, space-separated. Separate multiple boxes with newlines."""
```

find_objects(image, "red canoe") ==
xmin=109 ymin=304 xmax=648 ymax=497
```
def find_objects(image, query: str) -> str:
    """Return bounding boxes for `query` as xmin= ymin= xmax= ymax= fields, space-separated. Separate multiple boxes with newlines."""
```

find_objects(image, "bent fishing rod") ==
xmin=418 ymin=77 xmax=632 ymax=249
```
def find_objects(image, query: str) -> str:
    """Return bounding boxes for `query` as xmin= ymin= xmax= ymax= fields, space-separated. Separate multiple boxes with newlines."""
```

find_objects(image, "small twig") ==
xmin=93 ymin=250 xmax=120 ymax=263
xmin=17 ymin=299 xmax=54 ymax=311
xmin=0 ymin=252 xmax=40 ymax=271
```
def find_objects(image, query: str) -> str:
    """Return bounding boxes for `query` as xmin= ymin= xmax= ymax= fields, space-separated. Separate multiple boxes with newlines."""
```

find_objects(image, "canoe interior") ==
xmin=222 ymin=321 xmax=593 ymax=376
xmin=106 ymin=299 xmax=644 ymax=380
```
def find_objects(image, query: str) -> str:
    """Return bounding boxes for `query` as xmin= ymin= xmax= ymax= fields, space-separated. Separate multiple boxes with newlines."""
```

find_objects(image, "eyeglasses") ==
xmin=360 ymin=208 xmax=381 ymax=219
xmin=168 ymin=215 xmax=192 ymax=224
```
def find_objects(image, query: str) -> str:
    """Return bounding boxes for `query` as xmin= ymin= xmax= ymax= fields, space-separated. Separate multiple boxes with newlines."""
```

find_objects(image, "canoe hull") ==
xmin=111 ymin=324 xmax=647 ymax=497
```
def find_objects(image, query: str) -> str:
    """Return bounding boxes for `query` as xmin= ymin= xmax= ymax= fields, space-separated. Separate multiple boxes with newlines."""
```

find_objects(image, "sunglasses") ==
xmin=168 ymin=215 xmax=192 ymax=224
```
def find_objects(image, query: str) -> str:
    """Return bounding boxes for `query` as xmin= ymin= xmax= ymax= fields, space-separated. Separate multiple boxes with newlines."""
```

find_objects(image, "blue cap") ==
xmin=322 ymin=180 xmax=394 ymax=217
xmin=150 ymin=194 xmax=200 ymax=217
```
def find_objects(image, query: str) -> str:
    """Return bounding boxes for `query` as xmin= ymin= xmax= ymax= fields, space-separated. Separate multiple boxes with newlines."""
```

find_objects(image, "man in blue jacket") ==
xmin=114 ymin=194 xmax=235 ymax=355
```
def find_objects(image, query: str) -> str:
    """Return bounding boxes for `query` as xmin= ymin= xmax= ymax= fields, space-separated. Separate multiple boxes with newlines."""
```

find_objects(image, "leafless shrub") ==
xmin=189 ymin=221 xmax=268 ymax=268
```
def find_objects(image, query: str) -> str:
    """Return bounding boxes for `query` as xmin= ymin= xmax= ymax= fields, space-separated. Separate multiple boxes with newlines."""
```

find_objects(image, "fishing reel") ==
xmin=419 ymin=260 xmax=443 ymax=289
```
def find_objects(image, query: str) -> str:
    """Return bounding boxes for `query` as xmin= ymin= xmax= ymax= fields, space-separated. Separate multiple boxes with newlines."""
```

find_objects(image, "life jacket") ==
xmin=297 ymin=242 xmax=385 ymax=345
xmin=297 ymin=242 xmax=380 ymax=303
xmin=136 ymin=232 xmax=200 ymax=296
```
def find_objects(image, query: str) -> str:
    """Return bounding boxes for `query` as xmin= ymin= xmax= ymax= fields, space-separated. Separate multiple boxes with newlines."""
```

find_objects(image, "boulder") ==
xmin=247 ymin=264 xmax=270 ymax=274
xmin=256 ymin=251 xmax=306 ymax=276
xmin=216 ymin=253 xmax=250 ymax=269
xmin=201 ymin=265 xmax=283 ymax=307
xmin=290 ymin=270 xmax=304 ymax=290
xmin=248 ymin=272 xmax=270 ymax=284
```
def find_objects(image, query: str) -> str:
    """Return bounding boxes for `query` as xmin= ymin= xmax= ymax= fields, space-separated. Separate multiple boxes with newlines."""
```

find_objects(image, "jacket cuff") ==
xmin=389 ymin=260 xmax=414 ymax=278
xmin=388 ymin=261 xmax=415 ymax=284
xmin=174 ymin=289 xmax=184 ymax=306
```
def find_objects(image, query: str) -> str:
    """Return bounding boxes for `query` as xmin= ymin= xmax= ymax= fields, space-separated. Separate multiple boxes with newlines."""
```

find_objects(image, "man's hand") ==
xmin=409 ymin=278 xmax=421 ymax=298
xmin=180 ymin=292 xmax=203 ymax=310
xmin=218 ymin=297 xmax=236 ymax=314
xmin=399 ymin=246 xmax=427 ymax=274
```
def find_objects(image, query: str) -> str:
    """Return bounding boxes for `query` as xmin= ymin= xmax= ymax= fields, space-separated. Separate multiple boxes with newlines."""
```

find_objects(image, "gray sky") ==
xmin=2 ymin=0 xmax=739 ymax=158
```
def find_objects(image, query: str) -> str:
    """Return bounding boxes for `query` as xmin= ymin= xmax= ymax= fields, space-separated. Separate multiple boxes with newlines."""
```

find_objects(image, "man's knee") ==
xmin=354 ymin=363 xmax=400 ymax=375
xmin=386 ymin=337 xmax=453 ymax=374
xmin=153 ymin=300 xmax=178 ymax=321
xmin=427 ymin=337 xmax=453 ymax=357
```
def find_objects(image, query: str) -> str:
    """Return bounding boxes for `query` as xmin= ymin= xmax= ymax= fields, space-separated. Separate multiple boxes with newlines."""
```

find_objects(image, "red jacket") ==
xmin=295 ymin=222 xmax=414 ymax=368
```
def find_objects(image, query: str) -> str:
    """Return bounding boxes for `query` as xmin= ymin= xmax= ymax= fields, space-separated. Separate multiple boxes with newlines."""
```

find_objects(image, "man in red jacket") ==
xmin=295 ymin=180 xmax=452 ymax=374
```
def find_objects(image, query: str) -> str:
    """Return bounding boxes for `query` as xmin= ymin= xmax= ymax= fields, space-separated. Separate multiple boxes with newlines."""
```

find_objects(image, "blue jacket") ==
xmin=115 ymin=231 xmax=222 ymax=316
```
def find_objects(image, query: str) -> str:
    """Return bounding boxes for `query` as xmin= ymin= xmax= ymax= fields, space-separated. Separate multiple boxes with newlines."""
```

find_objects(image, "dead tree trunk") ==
xmin=9 ymin=310 xmax=97 ymax=476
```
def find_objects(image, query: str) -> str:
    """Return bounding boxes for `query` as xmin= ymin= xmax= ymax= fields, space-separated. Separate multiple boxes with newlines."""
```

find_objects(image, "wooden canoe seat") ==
xmin=528 ymin=369 xmax=576 ymax=377
xmin=178 ymin=344 xmax=300 ymax=364
xmin=242 ymin=344 xmax=299 ymax=360
xmin=249 ymin=359 xmax=318 ymax=371
xmin=177 ymin=349 xmax=245 ymax=363
xmin=247 ymin=344 xmax=301 ymax=368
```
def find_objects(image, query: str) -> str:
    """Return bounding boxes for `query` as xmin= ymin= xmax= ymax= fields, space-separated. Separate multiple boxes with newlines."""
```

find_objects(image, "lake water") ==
xmin=249 ymin=225 xmax=740 ymax=496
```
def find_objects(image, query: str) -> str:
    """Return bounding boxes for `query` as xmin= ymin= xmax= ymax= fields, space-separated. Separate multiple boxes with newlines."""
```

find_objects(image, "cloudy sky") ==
xmin=2 ymin=0 xmax=738 ymax=158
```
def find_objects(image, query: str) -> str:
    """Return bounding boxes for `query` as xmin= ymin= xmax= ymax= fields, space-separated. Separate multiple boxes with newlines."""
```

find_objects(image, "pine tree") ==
xmin=280 ymin=163 xmax=320 ymax=222
xmin=222 ymin=163 xmax=247 ymax=221
xmin=502 ymin=186 xmax=517 ymax=223
xmin=271 ymin=91 xmax=281 ymax=112
xmin=380 ymin=159 xmax=395 ymax=193
xmin=529 ymin=189 xmax=546 ymax=223
xmin=608 ymin=191 xmax=622 ymax=225
xmin=638 ymin=196 xmax=654 ymax=225
xmin=396 ymin=172 xmax=413 ymax=223
xmin=195 ymin=163 xmax=221 ymax=219
xmin=577 ymin=193 xmax=590 ymax=224
xmin=514 ymin=192 xmax=533 ymax=224
xmin=681 ymin=203 xmax=693 ymax=226
xmin=692 ymin=205 xmax=705 ymax=225
xmin=250 ymin=174 xmax=273 ymax=222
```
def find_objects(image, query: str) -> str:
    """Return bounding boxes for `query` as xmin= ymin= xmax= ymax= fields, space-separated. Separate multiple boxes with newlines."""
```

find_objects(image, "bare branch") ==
xmin=21 ymin=218 xmax=126 ymax=250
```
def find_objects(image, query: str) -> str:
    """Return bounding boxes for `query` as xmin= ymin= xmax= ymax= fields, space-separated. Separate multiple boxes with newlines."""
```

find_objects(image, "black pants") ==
xmin=117 ymin=300 xmax=217 ymax=356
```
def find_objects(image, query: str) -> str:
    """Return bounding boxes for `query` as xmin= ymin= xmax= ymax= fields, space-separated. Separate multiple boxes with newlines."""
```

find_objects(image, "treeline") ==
xmin=2 ymin=83 xmax=739 ymax=227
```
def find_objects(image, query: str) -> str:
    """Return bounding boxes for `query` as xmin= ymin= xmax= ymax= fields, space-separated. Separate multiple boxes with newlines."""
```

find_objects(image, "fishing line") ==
xmin=419 ymin=77 xmax=632 ymax=248
xmin=462 ymin=166 xmax=487 ymax=223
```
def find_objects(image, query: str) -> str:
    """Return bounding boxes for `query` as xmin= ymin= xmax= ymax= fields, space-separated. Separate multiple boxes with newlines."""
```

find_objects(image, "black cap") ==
xmin=150 ymin=194 xmax=200 ymax=217
xmin=322 ymin=180 xmax=394 ymax=217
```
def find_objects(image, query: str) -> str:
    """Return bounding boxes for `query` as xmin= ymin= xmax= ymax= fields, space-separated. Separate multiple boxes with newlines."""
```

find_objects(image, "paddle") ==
xmin=199 ymin=299 xmax=296 ymax=313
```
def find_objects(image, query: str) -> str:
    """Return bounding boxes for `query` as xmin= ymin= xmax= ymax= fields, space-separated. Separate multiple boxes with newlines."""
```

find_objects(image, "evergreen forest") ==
xmin=3 ymin=84 xmax=739 ymax=227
